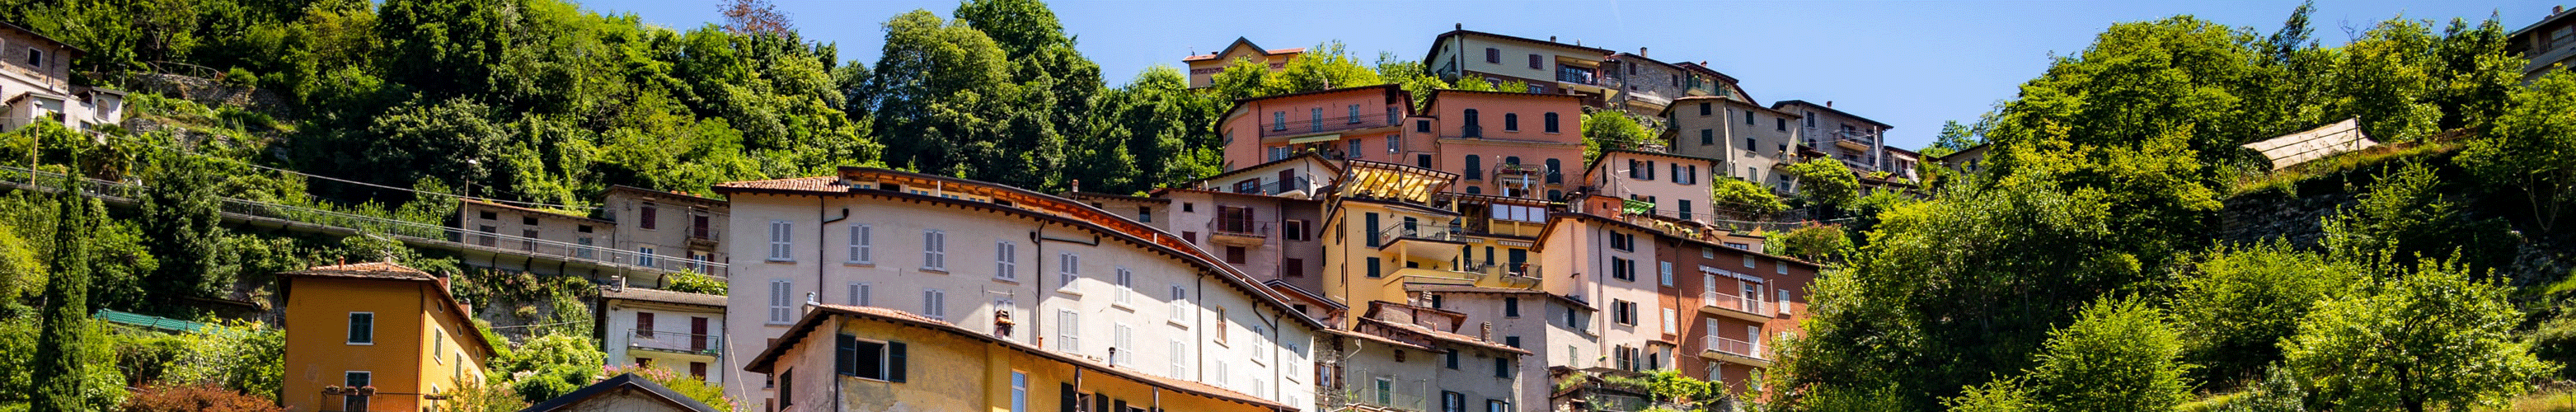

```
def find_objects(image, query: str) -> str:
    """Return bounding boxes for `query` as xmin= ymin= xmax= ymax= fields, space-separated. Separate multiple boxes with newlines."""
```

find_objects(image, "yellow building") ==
xmin=1321 ymin=162 xmax=1559 ymax=326
xmin=280 ymin=262 xmax=496 ymax=412
xmin=744 ymin=303 xmax=1294 ymax=412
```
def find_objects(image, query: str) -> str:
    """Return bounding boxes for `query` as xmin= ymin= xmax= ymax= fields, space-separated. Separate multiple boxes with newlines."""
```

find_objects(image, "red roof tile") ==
xmin=711 ymin=176 xmax=844 ymax=194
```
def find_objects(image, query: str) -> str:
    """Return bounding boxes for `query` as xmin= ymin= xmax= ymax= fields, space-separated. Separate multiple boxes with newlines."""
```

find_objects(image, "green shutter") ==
xmin=888 ymin=341 xmax=908 ymax=382
xmin=836 ymin=334 xmax=857 ymax=376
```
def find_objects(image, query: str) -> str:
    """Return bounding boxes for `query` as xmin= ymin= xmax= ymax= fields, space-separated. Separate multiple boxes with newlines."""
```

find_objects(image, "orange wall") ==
xmin=282 ymin=278 xmax=490 ymax=412
xmin=1219 ymin=87 xmax=1409 ymax=169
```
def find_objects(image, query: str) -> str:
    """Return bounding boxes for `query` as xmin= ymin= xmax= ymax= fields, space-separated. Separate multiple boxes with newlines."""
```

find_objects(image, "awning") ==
xmin=1286 ymin=133 xmax=1342 ymax=145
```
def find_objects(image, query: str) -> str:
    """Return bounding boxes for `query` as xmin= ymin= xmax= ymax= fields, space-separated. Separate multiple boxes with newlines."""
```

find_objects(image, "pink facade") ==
xmin=1421 ymin=90 xmax=1586 ymax=201
xmin=1217 ymin=85 xmax=1413 ymax=171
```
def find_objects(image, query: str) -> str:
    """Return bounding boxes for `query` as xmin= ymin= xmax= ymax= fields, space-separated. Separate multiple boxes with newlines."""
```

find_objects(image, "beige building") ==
xmin=0 ymin=21 xmax=122 ymax=132
xmin=1535 ymin=213 xmax=1673 ymax=377
xmin=1663 ymin=96 xmax=1804 ymax=193
xmin=1321 ymin=301 xmax=1530 ymax=412
xmin=713 ymin=167 xmax=1326 ymax=411
xmin=1185 ymin=37 xmax=1306 ymax=88
xmin=1773 ymin=100 xmax=1892 ymax=176
xmin=2509 ymin=6 xmax=2576 ymax=81
xmin=1602 ymin=51 xmax=1746 ymax=123
xmin=1424 ymin=27 xmax=1614 ymax=104
xmin=597 ymin=287 xmax=728 ymax=385
xmin=601 ymin=185 xmax=730 ymax=274
xmin=1583 ymin=150 xmax=1724 ymax=225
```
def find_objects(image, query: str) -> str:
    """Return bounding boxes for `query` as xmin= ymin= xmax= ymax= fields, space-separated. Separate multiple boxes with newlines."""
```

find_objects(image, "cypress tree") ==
xmin=31 ymin=171 xmax=96 ymax=411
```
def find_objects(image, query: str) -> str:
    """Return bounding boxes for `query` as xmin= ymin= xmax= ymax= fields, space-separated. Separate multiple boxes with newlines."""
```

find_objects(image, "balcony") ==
xmin=1260 ymin=111 xmax=1401 ymax=139
xmin=1208 ymin=218 xmax=1270 ymax=246
xmin=1701 ymin=335 xmax=1771 ymax=368
xmin=1390 ymin=266 xmax=1480 ymax=286
xmin=1227 ymin=176 xmax=1316 ymax=199
xmin=1557 ymin=66 xmax=1601 ymax=87
xmin=1374 ymin=222 xmax=1465 ymax=260
xmin=687 ymin=224 xmax=719 ymax=248
xmin=1700 ymin=292 xmax=1772 ymax=322
xmin=627 ymin=328 xmax=722 ymax=357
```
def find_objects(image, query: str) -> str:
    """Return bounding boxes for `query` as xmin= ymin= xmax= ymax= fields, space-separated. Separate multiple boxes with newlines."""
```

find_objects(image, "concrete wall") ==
xmin=602 ymin=190 xmax=730 ymax=267
xmin=1588 ymin=152 xmax=1722 ymax=225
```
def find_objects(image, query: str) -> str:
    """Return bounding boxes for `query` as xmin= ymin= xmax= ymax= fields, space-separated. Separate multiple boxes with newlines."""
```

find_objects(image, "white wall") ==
xmin=602 ymin=300 xmax=725 ymax=385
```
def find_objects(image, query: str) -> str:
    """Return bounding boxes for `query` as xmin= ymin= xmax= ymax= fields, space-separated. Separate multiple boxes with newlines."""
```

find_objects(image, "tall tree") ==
xmin=2460 ymin=69 xmax=2576 ymax=231
xmin=2281 ymin=259 xmax=2550 ymax=412
xmin=138 ymin=152 xmax=230 ymax=316
xmin=718 ymin=0 xmax=792 ymax=35
xmin=32 ymin=170 xmax=122 ymax=411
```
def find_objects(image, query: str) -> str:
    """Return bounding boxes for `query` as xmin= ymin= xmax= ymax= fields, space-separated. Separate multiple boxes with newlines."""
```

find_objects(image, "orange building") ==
xmin=280 ymin=262 xmax=497 ymax=412
xmin=1419 ymin=90 xmax=1585 ymax=201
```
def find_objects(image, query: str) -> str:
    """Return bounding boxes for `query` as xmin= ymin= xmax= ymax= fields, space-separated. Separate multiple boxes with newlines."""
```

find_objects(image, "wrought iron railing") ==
xmin=1260 ymin=112 xmax=1401 ymax=138
xmin=1209 ymin=218 xmax=1270 ymax=238
xmin=1702 ymin=292 xmax=1768 ymax=316
xmin=1375 ymin=222 xmax=1462 ymax=244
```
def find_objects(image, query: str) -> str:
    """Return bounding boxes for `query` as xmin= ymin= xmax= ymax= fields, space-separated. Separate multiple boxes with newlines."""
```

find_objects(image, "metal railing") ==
xmin=1702 ymin=292 xmax=1768 ymax=316
xmin=0 ymin=165 xmax=726 ymax=278
xmin=1706 ymin=335 xmax=1768 ymax=360
xmin=627 ymin=328 xmax=722 ymax=355
xmin=1225 ymin=176 xmax=1315 ymax=196
xmin=1557 ymin=67 xmax=1599 ymax=85
xmin=1505 ymin=262 xmax=1541 ymax=279
xmin=1209 ymin=218 xmax=1271 ymax=238
xmin=1375 ymin=222 xmax=1462 ymax=244
xmin=1260 ymin=112 xmax=1401 ymax=138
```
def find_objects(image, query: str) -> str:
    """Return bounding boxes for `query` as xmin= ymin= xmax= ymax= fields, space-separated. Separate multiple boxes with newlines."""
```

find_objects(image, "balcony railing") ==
xmin=1703 ymin=292 xmax=1769 ymax=316
xmin=1505 ymin=262 xmax=1541 ymax=279
xmin=688 ymin=225 xmax=717 ymax=242
xmin=1226 ymin=176 xmax=1315 ymax=197
xmin=627 ymin=328 xmax=722 ymax=356
xmin=1557 ymin=67 xmax=1599 ymax=86
xmin=1210 ymin=218 xmax=1271 ymax=238
xmin=1376 ymin=222 xmax=1462 ymax=243
xmin=1705 ymin=335 xmax=1768 ymax=361
xmin=1260 ymin=112 xmax=1401 ymax=138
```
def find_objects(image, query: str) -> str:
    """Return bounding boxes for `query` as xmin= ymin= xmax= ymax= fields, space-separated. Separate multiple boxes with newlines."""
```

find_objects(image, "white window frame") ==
xmin=346 ymin=312 xmax=375 ymax=345
xmin=922 ymin=230 xmax=947 ymax=271
xmin=638 ymin=246 xmax=658 ymax=268
xmin=1113 ymin=323 xmax=1134 ymax=366
xmin=1661 ymin=307 xmax=1677 ymax=335
xmin=1056 ymin=310 xmax=1081 ymax=353
xmin=1057 ymin=253 xmax=1081 ymax=291
xmin=1659 ymin=261 xmax=1675 ymax=287
xmin=1114 ymin=267 xmax=1134 ymax=305
xmin=996 ymin=241 xmax=1018 ymax=280
xmin=847 ymin=224 xmax=872 ymax=264
xmin=1171 ymin=339 xmax=1189 ymax=377
xmin=1170 ymin=285 xmax=1192 ymax=325
xmin=1011 ymin=371 xmax=1030 ymax=412
xmin=767 ymin=220 xmax=793 ymax=261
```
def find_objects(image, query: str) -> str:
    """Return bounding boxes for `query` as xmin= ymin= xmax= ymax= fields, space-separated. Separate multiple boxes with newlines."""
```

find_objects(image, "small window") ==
xmin=922 ymin=288 xmax=946 ymax=320
xmin=1699 ymin=102 xmax=1712 ymax=116
xmin=1504 ymin=113 xmax=1518 ymax=131
xmin=995 ymin=241 xmax=1017 ymax=280
xmin=477 ymin=211 xmax=497 ymax=220
xmin=766 ymin=220 xmax=793 ymax=260
xmin=1777 ymin=118 xmax=1788 ymax=131
xmin=848 ymin=224 xmax=872 ymax=264
xmin=767 ymin=279 xmax=793 ymax=323
xmin=1485 ymin=48 xmax=1499 ymax=63
xmin=1349 ymin=105 xmax=1363 ymax=124
xmin=346 ymin=312 xmax=374 ymax=344
xmin=26 ymin=49 xmax=43 ymax=68
xmin=521 ymin=216 xmax=537 ymax=226
xmin=640 ymin=203 xmax=659 ymax=230
xmin=1272 ymin=111 xmax=1286 ymax=131
xmin=1544 ymin=113 xmax=1560 ymax=133
xmin=1416 ymin=119 xmax=1433 ymax=133
xmin=922 ymin=230 xmax=946 ymax=270
xmin=1527 ymin=54 xmax=1541 ymax=69
xmin=1058 ymin=253 xmax=1082 ymax=290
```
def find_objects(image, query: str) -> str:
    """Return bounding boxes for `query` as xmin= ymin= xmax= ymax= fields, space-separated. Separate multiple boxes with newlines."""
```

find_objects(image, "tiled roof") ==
xmin=283 ymin=261 xmax=436 ymax=281
xmin=1322 ymin=328 xmax=1433 ymax=352
xmin=1358 ymin=316 xmax=1531 ymax=355
xmin=600 ymin=288 xmax=727 ymax=308
xmin=1183 ymin=48 xmax=1306 ymax=61
xmin=711 ymin=176 xmax=843 ymax=194
xmin=746 ymin=304 xmax=1294 ymax=410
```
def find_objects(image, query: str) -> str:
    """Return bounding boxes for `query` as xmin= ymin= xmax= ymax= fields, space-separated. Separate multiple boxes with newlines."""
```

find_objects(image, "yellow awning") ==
xmin=1286 ymin=134 xmax=1342 ymax=145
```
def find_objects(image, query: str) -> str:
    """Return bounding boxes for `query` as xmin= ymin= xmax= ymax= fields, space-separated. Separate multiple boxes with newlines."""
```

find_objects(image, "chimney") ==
xmin=1480 ymin=322 xmax=1493 ymax=341
xmin=1550 ymin=35 xmax=1557 ymax=42
xmin=1828 ymin=101 xmax=1835 ymax=108
xmin=612 ymin=275 xmax=626 ymax=292
xmin=1455 ymin=23 xmax=1462 ymax=30
xmin=1640 ymin=47 xmax=1648 ymax=58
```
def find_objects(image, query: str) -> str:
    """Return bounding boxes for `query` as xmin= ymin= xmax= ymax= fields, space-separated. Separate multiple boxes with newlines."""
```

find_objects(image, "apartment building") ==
xmin=746 ymin=304 xmax=1291 ymax=412
xmin=1883 ymin=146 xmax=1924 ymax=182
xmin=1138 ymin=154 xmax=1336 ymax=293
xmin=1774 ymin=101 xmax=1893 ymax=176
xmin=1401 ymin=284 xmax=1595 ymax=409
xmin=1422 ymin=89 xmax=1586 ymax=200
xmin=1321 ymin=301 xmax=1530 ymax=412
xmin=1185 ymin=37 xmax=1306 ymax=88
xmin=1602 ymin=50 xmax=1746 ymax=123
xmin=1673 ymin=61 xmax=1752 ymax=104
xmin=598 ymin=286 xmax=728 ymax=384
xmin=1424 ymin=26 xmax=1615 ymax=103
xmin=1664 ymin=96 xmax=1804 ymax=193
xmin=601 ymin=185 xmax=730 ymax=273
xmin=458 ymin=198 xmax=617 ymax=256
xmin=713 ymin=167 xmax=1325 ymax=411
xmin=1936 ymin=143 xmax=1992 ymax=176
xmin=1321 ymin=161 xmax=1469 ymax=316
xmin=279 ymin=262 xmax=495 ymax=412
xmin=1535 ymin=213 xmax=1674 ymax=377
xmin=1582 ymin=150 xmax=1724 ymax=225
xmin=0 ymin=21 xmax=123 ymax=132
xmin=2509 ymin=6 xmax=2576 ymax=81
xmin=1662 ymin=231 xmax=1818 ymax=398
xmin=1217 ymin=84 xmax=1413 ymax=170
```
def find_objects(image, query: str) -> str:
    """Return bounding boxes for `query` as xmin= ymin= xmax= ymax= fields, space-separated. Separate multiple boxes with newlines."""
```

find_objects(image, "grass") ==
xmin=2510 ymin=386 xmax=2576 ymax=412
xmin=2226 ymin=137 xmax=2463 ymax=197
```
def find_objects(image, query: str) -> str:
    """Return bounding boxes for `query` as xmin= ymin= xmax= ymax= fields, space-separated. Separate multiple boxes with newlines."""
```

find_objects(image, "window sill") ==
xmin=919 ymin=268 xmax=948 ymax=274
xmin=347 ymin=342 xmax=374 ymax=346
xmin=766 ymin=321 xmax=794 ymax=326
xmin=1111 ymin=303 xmax=1135 ymax=311
xmin=1055 ymin=288 xmax=1082 ymax=296
xmin=765 ymin=258 xmax=795 ymax=264
xmin=843 ymin=261 xmax=873 ymax=267
xmin=1167 ymin=320 xmax=1190 ymax=329
xmin=991 ymin=277 xmax=1019 ymax=285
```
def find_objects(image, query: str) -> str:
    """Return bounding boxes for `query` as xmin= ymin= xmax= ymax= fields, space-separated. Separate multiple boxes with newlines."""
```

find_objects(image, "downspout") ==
xmin=1257 ymin=307 xmax=1283 ymax=406
xmin=1030 ymin=224 xmax=1046 ymax=348
xmin=818 ymin=197 xmax=847 ymax=412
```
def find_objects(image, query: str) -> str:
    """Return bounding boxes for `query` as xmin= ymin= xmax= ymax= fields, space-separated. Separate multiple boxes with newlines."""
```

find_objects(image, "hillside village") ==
xmin=4 ymin=1 xmax=2576 ymax=411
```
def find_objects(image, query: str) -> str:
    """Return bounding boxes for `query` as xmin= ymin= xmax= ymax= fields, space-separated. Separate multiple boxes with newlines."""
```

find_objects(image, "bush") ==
xmin=120 ymin=382 xmax=280 ymax=412
xmin=221 ymin=68 xmax=258 ymax=89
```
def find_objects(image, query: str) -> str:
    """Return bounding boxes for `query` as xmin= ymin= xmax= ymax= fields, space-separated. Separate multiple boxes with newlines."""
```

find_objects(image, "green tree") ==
xmin=1768 ymin=225 xmax=1851 ymax=264
xmin=1376 ymin=53 xmax=1448 ymax=109
xmin=138 ymin=152 xmax=230 ymax=316
xmin=2168 ymin=241 xmax=2353 ymax=388
xmin=1708 ymin=178 xmax=1787 ymax=218
xmin=1943 ymin=298 xmax=2190 ymax=412
xmin=32 ymin=171 xmax=127 ymax=411
xmin=2281 ymin=260 xmax=2552 ymax=412
xmin=494 ymin=333 xmax=605 ymax=403
xmin=1580 ymin=111 xmax=1649 ymax=163
xmin=1269 ymin=41 xmax=1378 ymax=93
xmin=1783 ymin=158 xmax=1859 ymax=211
xmin=2459 ymin=69 xmax=2576 ymax=230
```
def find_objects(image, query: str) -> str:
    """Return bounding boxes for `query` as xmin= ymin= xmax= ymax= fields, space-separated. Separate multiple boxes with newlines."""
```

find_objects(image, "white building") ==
xmin=713 ymin=167 xmax=1327 ymax=412
xmin=598 ymin=286 xmax=729 ymax=385
xmin=0 ymin=21 xmax=121 ymax=132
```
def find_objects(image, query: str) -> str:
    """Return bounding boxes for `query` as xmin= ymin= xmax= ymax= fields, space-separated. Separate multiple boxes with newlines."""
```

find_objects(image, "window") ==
xmin=847 ymin=224 xmax=872 ymax=264
xmin=1662 ymin=307 xmax=1678 ymax=334
xmin=638 ymin=246 xmax=658 ymax=268
xmin=1225 ymin=246 xmax=1246 ymax=265
xmin=1494 ymin=356 xmax=1511 ymax=378
xmin=1527 ymin=84 xmax=1544 ymax=94
xmin=847 ymin=282 xmax=870 ymax=306
xmin=1366 ymin=257 xmax=1382 ymax=279
xmin=1778 ymin=260 xmax=1789 ymax=274
xmin=434 ymin=329 xmax=447 ymax=363
xmin=1011 ymin=372 xmax=1030 ymax=412
xmin=834 ymin=335 xmax=906 ymax=382
xmin=1780 ymin=289 xmax=1795 ymax=315
xmin=1287 ymin=258 xmax=1305 ymax=277
xmin=1701 ymin=129 xmax=1715 ymax=145
xmin=636 ymin=312 xmax=655 ymax=338
xmin=766 ymin=220 xmax=792 ymax=260
xmin=1660 ymin=261 xmax=1675 ymax=287
xmin=1445 ymin=349 xmax=1460 ymax=369
xmin=1056 ymin=310 xmax=1081 ymax=352
xmin=1679 ymin=199 xmax=1695 ymax=220
xmin=1743 ymin=254 xmax=1757 ymax=268
xmin=1417 ymin=119 xmax=1433 ymax=133
xmin=1504 ymin=297 xmax=1521 ymax=317
xmin=1609 ymin=232 xmax=1633 ymax=251
xmin=26 ymin=49 xmax=42 ymax=68
xmin=1504 ymin=113 xmax=1518 ymax=131
xmin=1488 ymin=400 xmax=1512 ymax=412
xmin=1463 ymin=155 xmax=1482 ymax=180
xmin=1744 ymin=110 xmax=1756 ymax=124
xmin=640 ymin=203 xmax=659 ymax=230
xmin=1389 ymin=133 xmax=1402 ymax=153
xmin=768 ymin=279 xmax=793 ymax=323
xmin=1485 ymin=48 xmax=1499 ymax=63
xmin=1213 ymin=306 xmax=1230 ymax=343
xmin=781 ymin=369 xmax=795 ymax=408
xmin=922 ymin=288 xmax=946 ymax=320
xmin=1348 ymin=104 xmax=1363 ymax=124
xmin=346 ymin=312 xmax=374 ymax=344
xmin=1612 ymin=300 xmax=1636 ymax=325
xmin=1171 ymin=339 xmax=1190 ymax=377
xmin=1283 ymin=219 xmax=1308 ymax=241
xmin=1375 ymin=377 xmax=1396 ymax=405
xmin=1058 ymin=253 xmax=1081 ymax=290
xmin=1272 ymin=111 xmax=1286 ymax=130
xmin=1700 ymin=102 xmax=1713 ymax=116
xmin=1777 ymin=118 xmax=1788 ymax=131
xmin=1170 ymin=285 xmax=1192 ymax=324
xmin=1311 ymin=108 xmax=1323 ymax=132
xmin=922 ymin=230 xmax=947 ymax=270
xmin=1349 ymin=138 xmax=1363 ymax=159
xmin=691 ymin=362 xmax=707 ymax=379
xmin=1113 ymin=323 xmax=1134 ymax=366
xmin=1114 ymin=268 xmax=1135 ymax=304
xmin=1805 ymin=111 xmax=1818 ymax=127
xmin=1443 ymin=391 xmax=1467 ymax=412
xmin=1610 ymin=257 xmax=1632 ymax=281
xmin=1137 ymin=207 xmax=1152 ymax=222
xmin=1747 ymin=138 xmax=1758 ymax=152
xmin=996 ymin=241 xmax=1017 ymax=279
xmin=1540 ymin=112 xmax=1560 ymax=133
xmin=343 ymin=372 xmax=372 ymax=412
xmin=1504 ymin=335 xmax=1522 ymax=348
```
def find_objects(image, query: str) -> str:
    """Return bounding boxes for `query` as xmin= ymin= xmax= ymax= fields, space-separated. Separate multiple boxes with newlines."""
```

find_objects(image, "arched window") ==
xmin=1464 ymin=155 xmax=1484 ymax=180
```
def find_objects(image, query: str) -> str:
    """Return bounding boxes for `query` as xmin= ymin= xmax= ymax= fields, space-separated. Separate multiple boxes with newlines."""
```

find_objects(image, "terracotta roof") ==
xmin=1064 ymin=191 xmax=1171 ymax=204
xmin=1357 ymin=316 xmax=1530 ymax=355
xmin=711 ymin=176 xmax=843 ymax=194
xmin=600 ymin=288 xmax=727 ymax=308
xmin=1182 ymin=37 xmax=1306 ymax=62
xmin=605 ymin=185 xmax=727 ymax=205
xmin=745 ymin=304 xmax=1295 ymax=410
xmin=1321 ymin=328 xmax=1433 ymax=352
xmin=1659 ymin=96 xmax=1798 ymax=118
xmin=519 ymin=372 xmax=720 ymax=412
xmin=1427 ymin=30 xmax=1615 ymax=64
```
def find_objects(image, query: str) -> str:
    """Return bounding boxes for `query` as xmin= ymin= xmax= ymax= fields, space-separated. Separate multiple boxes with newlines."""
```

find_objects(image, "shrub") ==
xmin=120 ymin=382 xmax=280 ymax=412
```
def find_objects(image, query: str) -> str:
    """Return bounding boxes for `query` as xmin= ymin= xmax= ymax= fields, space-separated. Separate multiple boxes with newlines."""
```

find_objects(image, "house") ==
xmin=600 ymin=185 xmax=730 ymax=274
xmin=598 ymin=285 xmax=729 ymax=384
xmin=1602 ymin=50 xmax=1743 ymax=121
xmin=712 ymin=167 xmax=1326 ymax=411
xmin=0 ymin=21 xmax=121 ymax=132
xmin=1658 ymin=227 xmax=1819 ymax=399
xmin=1133 ymin=153 xmax=1339 ymax=293
xmin=1421 ymin=89 xmax=1587 ymax=200
xmin=1663 ymin=96 xmax=1804 ymax=193
xmin=279 ymin=262 xmax=496 ymax=412
xmin=1934 ymin=143 xmax=1992 ymax=176
xmin=1534 ymin=213 xmax=1673 ymax=377
xmin=1319 ymin=301 xmax=1530 ymax=412
xmin=1882 ymin=146 xmax=1924 ymax=182
xmin=1582 ymin=150 xmax=1724 ymax=225
xmin=1396 ymin=284 xmax=1596 ymax=409
xmin=449 ymin=185 xmax=732 ymax=284
xmin=1185 ymin=38 xmax=1307 ymax=88
xmin=456 ymin=199 xmax=622 ymax=265
xmin=2508 ymin=6 xmax=2576 ymax=82
xmin=1424 ymin=26 xmax=1615 ymax=104
xmin=518 ymin=372 xmax=722 ymax=412
xmin=744 ymin=303 xmax=1295 ymax=412
xmin=1320 ymin=161 xmax=1469 ymax=324
xmin=1216 ymin=84 xmax=1413 ymax=170
xmin=1773 ymin=100 xmax=1893 ymax=176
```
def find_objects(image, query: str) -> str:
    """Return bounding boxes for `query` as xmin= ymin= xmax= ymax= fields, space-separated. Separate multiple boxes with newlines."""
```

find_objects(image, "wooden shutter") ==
xmin=836 ymin=334 xmax=858 ymax=376
xmin=888 ymin=341 xmax=908 ymax=382
xmin=1061 ymin=383 xmax=1078 ymax=412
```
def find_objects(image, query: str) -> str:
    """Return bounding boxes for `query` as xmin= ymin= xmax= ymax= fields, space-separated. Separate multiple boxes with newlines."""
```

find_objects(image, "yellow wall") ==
xmin=282 ymin=277 xmax=490 ymax=412
xmin=773 ymin=315 xmax=1278 ymax=412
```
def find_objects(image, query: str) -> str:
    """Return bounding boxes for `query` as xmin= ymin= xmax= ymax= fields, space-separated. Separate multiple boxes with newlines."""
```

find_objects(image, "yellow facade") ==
xmin=750 ymin=305 xmax=1286 ymax=412
xmin=281 ymin=265 xmax=493 ymax=412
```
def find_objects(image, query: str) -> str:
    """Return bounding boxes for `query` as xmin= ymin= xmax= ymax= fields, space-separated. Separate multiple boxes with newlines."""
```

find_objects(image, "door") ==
xmin=1277 ymin=169 xmax=1297 ymax=193
xmin=689 ymin=316 xmax=709 ymax=351
xmin=1704 ymin=274 xmax=1717 ymax=302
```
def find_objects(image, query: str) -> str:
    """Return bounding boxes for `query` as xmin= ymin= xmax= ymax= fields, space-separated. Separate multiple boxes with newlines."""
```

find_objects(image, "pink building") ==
xmin=1216 ymin=84 xmax=1414 ymax=171
xmin=1419 ymin=90 xmax=1586 ymax=201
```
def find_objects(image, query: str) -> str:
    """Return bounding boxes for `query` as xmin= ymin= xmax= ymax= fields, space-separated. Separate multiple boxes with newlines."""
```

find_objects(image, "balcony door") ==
xmin=690 ymin=316 xmax=709 ymax=351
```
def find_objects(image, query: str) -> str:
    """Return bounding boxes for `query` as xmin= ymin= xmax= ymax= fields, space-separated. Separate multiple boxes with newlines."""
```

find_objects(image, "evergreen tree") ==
xmin=32 ymin=171 xmax=116 ymax=411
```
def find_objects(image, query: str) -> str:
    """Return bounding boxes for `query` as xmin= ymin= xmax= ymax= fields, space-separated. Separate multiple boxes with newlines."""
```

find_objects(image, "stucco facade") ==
xmin=1583 ymin=150 xmax=1724 ymax=225
xmin=598 ymin=288 xmax=729 ymax=385
xmin=747 ymin=305 xmax=1291 ymax=412
xmin=1425 ymin=28 xmax=1614 ymax=102
xmin=1185 ymin=38 xmax=1305 ymax=88
xmin=715 ymin=168 xmax=1323 ymax=411
xmin=1664 ymin=96 xmax=1804 ymax=194
xmin=0 ymin=22 xmax=122 ymax=132
xmin=1218 ymin=85 xmax=1414 ymax=171
xmin=1535 ymin=214 xmax=1669 ymax=377
xmin=601 ymin=185 xmax=730 ymax=273
xmin=1423 ymin=90 xmax=1586 ymax=200
xmin=1656 ymin=229 xmax=1818 ymax=398
xmin=1774 ymin=100 xmax=1893 ymax=175
xmin=279 ymin=263 xmax=495 ymax=412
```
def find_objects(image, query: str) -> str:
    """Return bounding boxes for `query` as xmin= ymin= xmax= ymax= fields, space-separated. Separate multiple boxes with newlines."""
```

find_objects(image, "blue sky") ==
xmin=581 ymin=0 xmax=2562 ymax=149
